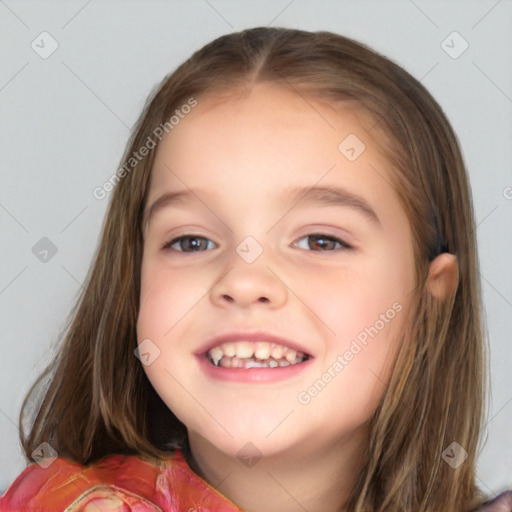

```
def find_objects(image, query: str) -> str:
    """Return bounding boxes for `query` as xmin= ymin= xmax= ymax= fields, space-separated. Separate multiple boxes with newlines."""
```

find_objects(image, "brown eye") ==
xmin=294 ymin=234 xmax=352 ymax=251
xmin=163 ymin=235 xmax=215 ymax=252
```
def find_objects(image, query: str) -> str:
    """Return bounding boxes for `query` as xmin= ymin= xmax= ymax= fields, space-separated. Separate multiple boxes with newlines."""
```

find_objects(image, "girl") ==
xmin=1 ymin=27 xmax=510 ymax=512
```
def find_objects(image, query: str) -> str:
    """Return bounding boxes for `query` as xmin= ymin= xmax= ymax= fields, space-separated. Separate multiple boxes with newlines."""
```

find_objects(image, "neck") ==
xmin=186 ymin=430 xmax=366 ymax=512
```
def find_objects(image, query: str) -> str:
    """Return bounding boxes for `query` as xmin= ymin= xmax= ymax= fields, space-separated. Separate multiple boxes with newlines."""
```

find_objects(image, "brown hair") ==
xmin=20 ymin=27 xmax=486 ymax=511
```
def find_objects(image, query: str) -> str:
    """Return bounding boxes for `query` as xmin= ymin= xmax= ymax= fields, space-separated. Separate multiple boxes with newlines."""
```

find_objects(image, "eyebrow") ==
xmin=282 ymin=185 xmax=380 ymax=226
xmin=143 ymin=185 xmax=380 ymax=231
xmin=143 ymin=190 xmax=195 ymax=231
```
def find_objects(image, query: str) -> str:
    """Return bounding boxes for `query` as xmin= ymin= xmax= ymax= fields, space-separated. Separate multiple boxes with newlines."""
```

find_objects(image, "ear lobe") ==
xmin=427 ymin=253 xmax=459 ymax=299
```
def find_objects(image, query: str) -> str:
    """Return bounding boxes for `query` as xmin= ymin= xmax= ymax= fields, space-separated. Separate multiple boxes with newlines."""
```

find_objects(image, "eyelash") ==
xmin=162 ymin=234 xmax=353 ymax=253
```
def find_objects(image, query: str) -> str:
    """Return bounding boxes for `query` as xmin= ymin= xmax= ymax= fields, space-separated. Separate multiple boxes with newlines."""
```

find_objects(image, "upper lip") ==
xmin=195 ymin=330 xmax=313 ymax=357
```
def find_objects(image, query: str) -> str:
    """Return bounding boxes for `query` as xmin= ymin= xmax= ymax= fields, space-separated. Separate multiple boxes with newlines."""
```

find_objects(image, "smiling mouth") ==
xmin=207 ymin=341 xmax=311 ymax=369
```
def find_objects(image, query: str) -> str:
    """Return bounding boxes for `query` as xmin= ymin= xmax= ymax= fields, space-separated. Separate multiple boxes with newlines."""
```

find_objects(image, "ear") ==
xmin=427 ymin=253 xmax=459 ymax=299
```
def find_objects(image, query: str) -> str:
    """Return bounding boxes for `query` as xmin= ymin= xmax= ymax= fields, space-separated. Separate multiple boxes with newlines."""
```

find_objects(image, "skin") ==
xmin=136 ymin=83 xmax=456 ymax=512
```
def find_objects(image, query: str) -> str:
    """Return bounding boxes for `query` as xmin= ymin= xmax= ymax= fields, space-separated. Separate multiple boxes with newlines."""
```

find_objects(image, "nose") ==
xmin=209 ymin=246 xmax=288 ymax=310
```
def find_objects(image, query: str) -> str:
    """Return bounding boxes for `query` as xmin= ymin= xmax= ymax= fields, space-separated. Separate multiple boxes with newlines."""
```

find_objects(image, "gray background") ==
xmin=1 ymin=0 xmax=511 ymax=497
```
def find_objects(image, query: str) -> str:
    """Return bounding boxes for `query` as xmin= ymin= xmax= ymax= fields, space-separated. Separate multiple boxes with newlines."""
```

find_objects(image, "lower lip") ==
xmin=196 ymin=354 xmax=314 ymax=383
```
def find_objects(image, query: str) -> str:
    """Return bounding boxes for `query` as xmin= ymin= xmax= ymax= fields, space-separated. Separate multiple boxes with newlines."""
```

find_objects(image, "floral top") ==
xmin=0 ymin=451 xmax=243 ymax=511
xmin=0 ymin=450 xmax=510 ymax=511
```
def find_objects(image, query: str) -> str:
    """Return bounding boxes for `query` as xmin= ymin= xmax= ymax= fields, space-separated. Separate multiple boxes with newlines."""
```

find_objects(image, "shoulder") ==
xmin=0 ymin=453 xmax=172 ymax=511
xmin=480 ymin=491 xmax=512 ymax=511
xmin=0 ymin=450 xmax=244 ymax=511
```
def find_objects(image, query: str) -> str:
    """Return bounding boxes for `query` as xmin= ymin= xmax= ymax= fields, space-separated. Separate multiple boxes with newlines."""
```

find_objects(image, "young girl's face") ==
xmin=137 ymin=83 xmax=416 ymax=461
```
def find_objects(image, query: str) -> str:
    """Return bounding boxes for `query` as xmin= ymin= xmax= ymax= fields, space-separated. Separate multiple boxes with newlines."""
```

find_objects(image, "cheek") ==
xmin=297 ymin=293 xmax=406 ymax=437
xmin=296 ymin=253 xmax=411 ymax=411
xmin=300 ymin=258 xmax=409 ymax=344
xmin=136 ymin=263 xmax=201 ymax=416
xmin=137 ymin=261 xmax=206 ymax=340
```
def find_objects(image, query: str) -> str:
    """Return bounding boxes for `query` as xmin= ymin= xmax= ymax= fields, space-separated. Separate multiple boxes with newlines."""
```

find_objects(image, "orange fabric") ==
xmin=0 ymin=450 xmax=244 ymax=511
xmin=2 ymin=451 xmax=510 ymax=511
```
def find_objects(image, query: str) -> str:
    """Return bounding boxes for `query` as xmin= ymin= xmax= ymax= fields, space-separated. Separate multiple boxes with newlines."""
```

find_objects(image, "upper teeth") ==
xmin=207 ymin=341 xmax=306 ymax=366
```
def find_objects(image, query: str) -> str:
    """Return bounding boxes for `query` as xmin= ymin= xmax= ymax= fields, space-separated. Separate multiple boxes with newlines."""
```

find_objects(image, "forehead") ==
xmin=145 ymin=83 xmax=399 ymax=220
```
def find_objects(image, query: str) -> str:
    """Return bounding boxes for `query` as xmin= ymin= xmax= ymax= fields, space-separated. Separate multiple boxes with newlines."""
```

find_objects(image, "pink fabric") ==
xmin=481 ymin=491 xmax=512 ymax=512
xmin=0 ymin=450 xmax=510 ymax=511
xmin=0 ymin=450 xmax=244 ymax=511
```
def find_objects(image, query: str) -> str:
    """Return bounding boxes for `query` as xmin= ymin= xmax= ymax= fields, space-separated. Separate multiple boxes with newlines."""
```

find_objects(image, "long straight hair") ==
xmin=20 ymin=27 xmax=486 ymax=511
